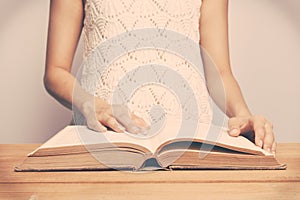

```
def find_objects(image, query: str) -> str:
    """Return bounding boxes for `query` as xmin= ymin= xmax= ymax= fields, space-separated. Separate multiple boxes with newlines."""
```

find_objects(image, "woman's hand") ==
xmin=228 ymin=115 xmax=276 ymax=154
xmin=80 ymin=97 xmax=149 ymax=134
xmin=44 ymin=0 xmax=149 ymax=135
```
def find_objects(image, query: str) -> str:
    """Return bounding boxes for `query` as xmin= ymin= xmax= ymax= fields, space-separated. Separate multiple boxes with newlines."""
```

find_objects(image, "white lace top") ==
xmin=80 ymin=0 xmax=212 ymax=124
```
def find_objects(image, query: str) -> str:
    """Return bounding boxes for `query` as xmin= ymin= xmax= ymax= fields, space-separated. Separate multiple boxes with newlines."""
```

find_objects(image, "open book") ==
xmin=15 ymin=123 xmax=286 ymax=171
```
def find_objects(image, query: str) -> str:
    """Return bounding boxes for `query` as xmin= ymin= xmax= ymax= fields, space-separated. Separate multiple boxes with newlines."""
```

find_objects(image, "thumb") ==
xmin=228 ymin=117 xmax=244 ymax=136
xmin=229 ymin=128 xmax=241 ymax=137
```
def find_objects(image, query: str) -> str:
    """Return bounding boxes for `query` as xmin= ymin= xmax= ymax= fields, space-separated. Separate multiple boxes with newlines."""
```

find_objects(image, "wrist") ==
xmin=227 ymin=107 xmax=251 ymax=118
xmin=77 ymin=95 xmax=109 ymax=117
xmin=236 ymin=110 xmax=251 ymax=117
xmin=72 ymin=87 xmax=95 ymax=115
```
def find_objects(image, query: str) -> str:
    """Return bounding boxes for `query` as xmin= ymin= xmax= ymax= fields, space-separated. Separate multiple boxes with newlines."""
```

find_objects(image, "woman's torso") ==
xmin=83 ymin=0 xmax=202 ymax=56
xmin=79 ymin=0 xmax=212 ymax=125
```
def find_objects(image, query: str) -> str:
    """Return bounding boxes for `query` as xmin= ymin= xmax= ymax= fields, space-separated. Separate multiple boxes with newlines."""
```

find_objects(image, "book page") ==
xmin=29 ymin=126 xmax=157 ymax=156
xmin=151 ymin=119 xmax=270 ymax=156
xmin=31 ymin=117 xmax=270 ymax=156
xmin=31 ymin=116 xmax=188 ymax=155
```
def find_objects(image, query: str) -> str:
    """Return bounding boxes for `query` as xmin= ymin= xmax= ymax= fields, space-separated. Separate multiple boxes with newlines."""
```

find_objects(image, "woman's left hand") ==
xmin=228 ymin=115 xmax=276 ymax=154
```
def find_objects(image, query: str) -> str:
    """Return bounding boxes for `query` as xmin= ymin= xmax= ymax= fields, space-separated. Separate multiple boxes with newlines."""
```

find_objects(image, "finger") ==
xmin=131 ymin=112 xmax=150 ymax=129
xmin=130 ymin=112 xmax=150 ymax=135
xmin=271 ymin=142 xmax=276 ymax=155
xmin=84 ymin=109 xmax=107 ymax=132
xmin=86 ymin=118 xmax=107 ymax=132
xmin=111 ymin=105 xmax=147 ymax=134
xmin=127 ymin=125 xmax=143 ymax=135
xmin=251 ymin=116 xmax=266 ymax=148
xmin=263 ymin=122 xmax=274 ymax=153
xmin=101 ymin=115 xmax=125 ymax=133
xmin=116 ymin=112 xmax=142 ymax=134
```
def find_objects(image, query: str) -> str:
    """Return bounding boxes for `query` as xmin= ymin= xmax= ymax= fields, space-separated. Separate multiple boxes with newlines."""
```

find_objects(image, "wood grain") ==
xmin=0 ymin=143 xmax=299 ymax=199
xmin=0 ymin=183 xmax=299 ymax=200
xmin=1 ymin=143 xmax=299 ymax=183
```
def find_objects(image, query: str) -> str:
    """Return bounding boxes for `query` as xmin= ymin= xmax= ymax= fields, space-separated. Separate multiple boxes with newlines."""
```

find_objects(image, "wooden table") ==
xmin=0 ymin=144 xmax=299 ymax=199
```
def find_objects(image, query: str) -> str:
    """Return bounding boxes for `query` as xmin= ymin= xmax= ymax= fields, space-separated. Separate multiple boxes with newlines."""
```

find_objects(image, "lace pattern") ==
xmin=80 ymin=0 xmax=213 ymax=124
xmin=83 ymin=0 xmax=202 ymax=57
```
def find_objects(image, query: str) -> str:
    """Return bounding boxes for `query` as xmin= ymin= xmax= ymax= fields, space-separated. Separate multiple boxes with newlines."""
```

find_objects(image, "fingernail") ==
xmin=140 ymin=128 xmax=149 ymax=135
xmin=272 ymin=148 xmax=276 ymax=155
xmin=258 ymin=140 xmax=263 ymax=148
xmin=100 ymin=127 xmax=107 ymax=132
xmin=117 ymin=124 xmax=126 ymax=131
xmin=131 ymin=126 xmax=140 ymax=134
xmin=230 ymin=128 xmax=239 ymax=135
xmin=140 ymin=131 xmax=148 ymax=136
xmin=266 ymin=148 xmax=271 ymax=153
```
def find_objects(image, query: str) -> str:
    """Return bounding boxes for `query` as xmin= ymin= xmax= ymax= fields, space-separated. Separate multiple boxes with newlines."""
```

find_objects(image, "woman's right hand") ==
xmin=45 ymin=1 xmax=149 ymax=134
xmin=80 ymin=97 xmax=150 ymax=134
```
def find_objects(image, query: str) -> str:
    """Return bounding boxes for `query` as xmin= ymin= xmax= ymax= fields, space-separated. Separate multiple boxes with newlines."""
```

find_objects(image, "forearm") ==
xmin=44 ymin=0 xmax=91 ymax=111
xmin=218 ymin=71 xmax=251 ymax=118
xmin=203 ymin=60 xmax=251 ymax=118
xmin=199 ymin=0 xmax=251 ymax=118
xmin=199 ymin=0 xmax=275 ymax=151
xmin=44 ymin=67 xmax=91 ymax=111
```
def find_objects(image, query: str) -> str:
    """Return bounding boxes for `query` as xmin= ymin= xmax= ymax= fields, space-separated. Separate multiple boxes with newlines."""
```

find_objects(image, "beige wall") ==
xmin=0 ymin=0 xmax=299 ymax=143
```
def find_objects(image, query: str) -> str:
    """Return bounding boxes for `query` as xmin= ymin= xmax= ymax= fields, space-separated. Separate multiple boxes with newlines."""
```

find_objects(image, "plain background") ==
xmin=0 ymin=0 xmax=299 ymax=143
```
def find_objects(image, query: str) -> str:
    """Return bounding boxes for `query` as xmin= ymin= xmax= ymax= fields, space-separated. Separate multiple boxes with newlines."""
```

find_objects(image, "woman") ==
xmin=44 ymin=0 xmax=275 ymax=153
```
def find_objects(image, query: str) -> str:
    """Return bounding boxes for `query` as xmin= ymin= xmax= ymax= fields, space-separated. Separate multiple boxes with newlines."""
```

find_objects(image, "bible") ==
xmin=15 ymin=123 xmax=286 ymax=171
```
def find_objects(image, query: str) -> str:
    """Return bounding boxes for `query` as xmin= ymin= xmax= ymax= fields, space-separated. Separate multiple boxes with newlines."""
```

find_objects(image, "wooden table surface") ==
xmin=0 ymin=143 xmax=299 ymax=200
